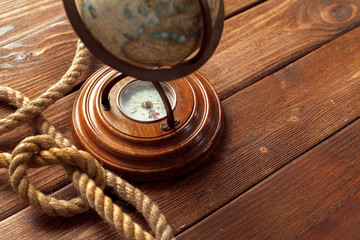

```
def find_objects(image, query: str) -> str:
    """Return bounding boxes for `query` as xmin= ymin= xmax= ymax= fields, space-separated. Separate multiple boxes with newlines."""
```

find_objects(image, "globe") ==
xmin=75 ymin=0 xmax=220 ymax=68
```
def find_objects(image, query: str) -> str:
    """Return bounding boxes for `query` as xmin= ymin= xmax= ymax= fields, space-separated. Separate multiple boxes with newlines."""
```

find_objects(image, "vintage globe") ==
xmin=75 ymin=0 xmax=220 ymax=68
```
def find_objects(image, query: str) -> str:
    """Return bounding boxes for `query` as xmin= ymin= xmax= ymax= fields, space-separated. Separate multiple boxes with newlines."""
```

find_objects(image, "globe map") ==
xmin=76 ymin=0 xmax=218 ymax=67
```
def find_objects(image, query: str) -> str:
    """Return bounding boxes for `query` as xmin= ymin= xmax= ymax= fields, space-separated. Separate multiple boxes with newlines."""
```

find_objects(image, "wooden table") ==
xmin=1 ymin=0 xmax=360 ymax=239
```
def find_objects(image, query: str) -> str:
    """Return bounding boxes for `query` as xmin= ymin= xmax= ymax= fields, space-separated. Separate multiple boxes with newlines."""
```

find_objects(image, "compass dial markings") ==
xmin=118 ymin=81 xmax=176 ymax=122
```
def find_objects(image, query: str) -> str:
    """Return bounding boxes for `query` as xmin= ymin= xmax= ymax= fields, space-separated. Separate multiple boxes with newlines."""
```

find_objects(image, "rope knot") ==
xmin=8 ymin=135 xmax=97 ymax=217
xmin=9 ymin=134 xmax=106 ymax=188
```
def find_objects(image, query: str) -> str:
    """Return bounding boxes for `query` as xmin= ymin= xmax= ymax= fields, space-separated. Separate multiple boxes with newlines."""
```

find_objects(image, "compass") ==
xmin=118 ymin=81 xmax=176 ymax=123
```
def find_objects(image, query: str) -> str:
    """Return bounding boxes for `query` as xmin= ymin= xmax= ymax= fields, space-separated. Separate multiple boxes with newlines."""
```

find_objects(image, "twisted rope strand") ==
xmin=73 ymin=171 xmax=155 ymax=240
xmin=105 ymin=171 xmax=174 ymax=240
xmin=0 ymin=41 xmax=175 ymax=240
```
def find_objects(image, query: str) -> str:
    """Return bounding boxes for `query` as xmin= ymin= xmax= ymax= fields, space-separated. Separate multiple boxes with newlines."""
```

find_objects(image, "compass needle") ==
xmin=128 ymin=105 xmax=141 ymax=114
xmin=148 ymin=90 xmax=155 ymax=101
xmin=139 ymin=95 xmax=146 ymax=102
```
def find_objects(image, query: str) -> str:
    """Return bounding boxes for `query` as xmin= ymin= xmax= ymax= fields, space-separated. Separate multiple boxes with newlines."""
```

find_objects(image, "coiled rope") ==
xmin=0 ymin=41 xmax=175 ymax=240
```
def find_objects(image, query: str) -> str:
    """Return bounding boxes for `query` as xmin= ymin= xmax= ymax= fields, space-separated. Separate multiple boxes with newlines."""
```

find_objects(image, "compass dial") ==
xmin=118 ymin=80 xmax=176 ymax=122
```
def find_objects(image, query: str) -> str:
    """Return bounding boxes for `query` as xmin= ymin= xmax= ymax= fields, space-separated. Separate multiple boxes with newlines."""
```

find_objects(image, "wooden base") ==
xmin=71 ymin=66 xmax=223 ymax=181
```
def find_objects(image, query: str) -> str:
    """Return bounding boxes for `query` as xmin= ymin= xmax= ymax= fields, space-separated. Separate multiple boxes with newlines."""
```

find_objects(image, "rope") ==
xmin=0 ymin=41 xmax=175 ymax=240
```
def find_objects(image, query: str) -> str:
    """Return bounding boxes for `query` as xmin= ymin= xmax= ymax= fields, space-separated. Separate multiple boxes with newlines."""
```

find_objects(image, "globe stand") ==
xmin=71 ymin=66 xmax=223 ymax=181
xmin=64 ymin=0 xmax=225 ymax=181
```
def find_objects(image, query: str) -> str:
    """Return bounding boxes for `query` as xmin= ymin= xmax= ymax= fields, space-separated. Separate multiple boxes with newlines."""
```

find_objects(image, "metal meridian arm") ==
xmin=101 ymin=74 xmax=127 ymax=111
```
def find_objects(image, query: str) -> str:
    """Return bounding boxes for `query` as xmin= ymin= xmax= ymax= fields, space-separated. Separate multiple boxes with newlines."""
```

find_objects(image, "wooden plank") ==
xmin=300 ymin=193 xmax=360 ymax=239
xmin=0 ymin=0 xmax=64 ymax=47
xmin=1 ymin=22 xmax=360 ymax=240
xmin=0 ymin=0 xmax=87 ymax=100
xmin=178 ymin=119 xmax=360 ymax=240
xmin=0 ymin=17 xmax=103 ymax=99
xmin=203 ymin=0 xmax=360 ymax=99
xmin=0 ymin=0 xmax=350 ymax=200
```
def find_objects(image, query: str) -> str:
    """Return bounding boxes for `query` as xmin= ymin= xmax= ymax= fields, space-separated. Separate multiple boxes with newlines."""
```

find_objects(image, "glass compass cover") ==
xmin=118 ymin=80 xmax=176 ymax=122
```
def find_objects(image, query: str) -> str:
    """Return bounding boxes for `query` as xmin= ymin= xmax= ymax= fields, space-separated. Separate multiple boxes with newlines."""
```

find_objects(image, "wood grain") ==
xmin=300 ymin=192 xmax=360 ymax=239
xmin=203 ymin=0 xmax=360 ymax=99
xmin=0 ymin=17 xmax=102 ymax=99
xmin=178 ymin=118 xmax=360 ymax=240
xmin=0 ymin=0 xmax=64 ymax=47
xmin=1 ymin=21 xmax=360 ymax=240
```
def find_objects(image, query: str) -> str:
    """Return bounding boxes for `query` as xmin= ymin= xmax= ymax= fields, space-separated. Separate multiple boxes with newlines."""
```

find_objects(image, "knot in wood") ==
xmin=320 ymin=2 xmax=359 ymax=24
xmin=16 ymin=52 xmax=28 ymax=61
xmin=259 ymin=146 xmax=269 ymax=154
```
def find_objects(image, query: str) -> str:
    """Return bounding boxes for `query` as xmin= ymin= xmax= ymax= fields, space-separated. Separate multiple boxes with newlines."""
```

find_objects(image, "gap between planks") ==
xmin=225 ymin=0 xmax=268 ymax=18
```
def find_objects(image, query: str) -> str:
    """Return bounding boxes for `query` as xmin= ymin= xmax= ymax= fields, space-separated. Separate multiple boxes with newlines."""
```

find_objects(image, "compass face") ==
xmin=118 ymin=80 xmax=176 ymax=122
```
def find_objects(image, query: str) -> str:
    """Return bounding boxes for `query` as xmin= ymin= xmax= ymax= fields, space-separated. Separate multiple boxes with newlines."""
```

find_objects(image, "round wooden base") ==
xmin=71 ymin=66 xmax=223 ymax=181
